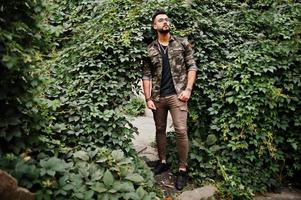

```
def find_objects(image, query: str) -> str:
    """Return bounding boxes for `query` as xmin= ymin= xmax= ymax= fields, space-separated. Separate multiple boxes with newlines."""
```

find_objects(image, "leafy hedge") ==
xmin=1 ymin=1 xmax=159 ymax=199
xmin=0 ymin=0 xmax=50 ymax=154
xmin=165 ymin=1 xmax=301 ymax=199
xmin=45 ymin=0 xmax=151 ymax=152
xmin=1 ymin=0 xmax=300 ymax=199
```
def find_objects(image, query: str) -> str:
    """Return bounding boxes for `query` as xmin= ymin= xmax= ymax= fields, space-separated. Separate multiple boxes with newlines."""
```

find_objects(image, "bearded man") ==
xmin=142 ymin=9 xmax=198 ymax=190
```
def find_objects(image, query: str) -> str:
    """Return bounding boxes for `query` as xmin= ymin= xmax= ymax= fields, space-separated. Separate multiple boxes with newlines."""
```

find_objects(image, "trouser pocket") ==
xmin=176 ymin=99 xmax=188 ymax=112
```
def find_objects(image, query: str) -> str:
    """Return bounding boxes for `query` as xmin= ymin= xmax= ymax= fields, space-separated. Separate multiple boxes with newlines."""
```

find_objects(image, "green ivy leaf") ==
xmin=125 ymin=173 xmax=144 ymax=183
xmin=111 ymin=149 xmax=124 ymax=161
xmin=103 ymin=170 xmax=114 ymax=187
xmin=74 ymin=150 xmax=90 ymax=161
xmin=112 ymin=181 xmax=135 ymax=192
xmin=84 ymin=190 xmax=94 ymax=199
xmin=91 ymin=182 xmax=107 ymax=193
xmin=124 ymin=192 xmax=140 ymax=200
xmin=136 ymin=186 xmax=146 ymax=198
xmin=39 ymin=157 xmax=71 ymax=176
xmin=206 ymin=134 xmax=217 ymax=146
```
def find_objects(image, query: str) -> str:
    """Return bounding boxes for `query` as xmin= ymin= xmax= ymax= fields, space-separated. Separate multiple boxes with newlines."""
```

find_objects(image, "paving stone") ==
xmin=255 ymin=188 xmax=301 ymax=200
xmin=177 ymin=185 xmax=217 ymax=200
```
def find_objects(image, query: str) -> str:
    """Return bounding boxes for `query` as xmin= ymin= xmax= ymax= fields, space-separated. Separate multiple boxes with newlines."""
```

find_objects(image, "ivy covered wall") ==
xmin=169 ymin=1 xmax=301 ymax=199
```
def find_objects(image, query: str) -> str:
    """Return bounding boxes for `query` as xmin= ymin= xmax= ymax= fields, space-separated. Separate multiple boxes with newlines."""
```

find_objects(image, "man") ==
xmin=142 ymin=9 xmax=198 ymax=190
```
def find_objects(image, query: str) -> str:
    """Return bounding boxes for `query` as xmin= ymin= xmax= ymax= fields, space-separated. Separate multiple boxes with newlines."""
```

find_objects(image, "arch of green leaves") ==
xmin=1 ymin=0 xmax=300 ymax=199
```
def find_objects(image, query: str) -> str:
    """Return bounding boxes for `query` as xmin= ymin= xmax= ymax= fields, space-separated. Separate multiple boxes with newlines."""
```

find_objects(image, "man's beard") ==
xmin=158 ymin=26 xmax=170 ymax=34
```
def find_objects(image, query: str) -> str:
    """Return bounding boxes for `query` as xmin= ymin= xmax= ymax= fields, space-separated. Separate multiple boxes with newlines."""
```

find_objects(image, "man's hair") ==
xmin=151 ymin=9 xmax=167 ymax=32
xmin=151 ymin=9 xmax=167 ymax=24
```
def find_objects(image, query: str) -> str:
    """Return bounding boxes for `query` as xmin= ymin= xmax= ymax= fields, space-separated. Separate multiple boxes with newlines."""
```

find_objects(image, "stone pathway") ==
xmin=131 ymin=109 xmax=160 ymax=161
xmin=131 ymin=108 xmax=216 ymax=200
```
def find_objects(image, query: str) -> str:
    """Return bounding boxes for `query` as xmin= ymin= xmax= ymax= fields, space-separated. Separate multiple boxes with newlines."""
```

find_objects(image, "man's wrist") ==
xmin=145 ymin=97 xmax=152 ymax=102
xmin=185 ymin=87 xmax=192 ymax=92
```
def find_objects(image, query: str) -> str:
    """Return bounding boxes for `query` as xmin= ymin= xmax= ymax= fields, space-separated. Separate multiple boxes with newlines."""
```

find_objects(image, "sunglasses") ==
xmin=157 ymin=18 xmax=170 ymax=23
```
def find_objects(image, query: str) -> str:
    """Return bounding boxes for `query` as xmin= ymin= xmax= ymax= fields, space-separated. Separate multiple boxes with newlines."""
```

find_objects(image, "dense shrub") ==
xmin=165 ymin=1 xmax=301 ymax=199
xmin=46 ymin=0 xmax=149 ymax=152
xmin=0 ymin=0 xmax=159 ymax=199
xmin=1 ymin=147 xmax=156 ymax=200
xmin=0 ymin=1 xmax=53 ymax=154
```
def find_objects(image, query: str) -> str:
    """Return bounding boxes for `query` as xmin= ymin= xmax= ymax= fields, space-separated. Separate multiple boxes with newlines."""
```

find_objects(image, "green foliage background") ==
xmin=0 ymin=0 xmax=300 ymax=199
xmin=166 ymin=1 xmax=301 ymax=199
xmin=0 ymin=0 xmax=51 ymax=154
xmin=1 ymin=1 xmax=158 ymax=199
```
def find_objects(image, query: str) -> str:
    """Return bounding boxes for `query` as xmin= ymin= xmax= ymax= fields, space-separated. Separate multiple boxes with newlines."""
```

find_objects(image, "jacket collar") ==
xmin=155 ymin=35 xmax=175 ymax=45
xmin=153 ymin=35 xmax=175 ymax=49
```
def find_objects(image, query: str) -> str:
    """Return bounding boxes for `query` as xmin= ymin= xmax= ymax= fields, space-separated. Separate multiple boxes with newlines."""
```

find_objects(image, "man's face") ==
xmin=153 ymin=14 xmax=170 ymax=34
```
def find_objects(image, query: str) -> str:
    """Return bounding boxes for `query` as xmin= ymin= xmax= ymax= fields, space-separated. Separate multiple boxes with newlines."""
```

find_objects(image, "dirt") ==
xmin=144 ymin=160 xmax=196 ymax=199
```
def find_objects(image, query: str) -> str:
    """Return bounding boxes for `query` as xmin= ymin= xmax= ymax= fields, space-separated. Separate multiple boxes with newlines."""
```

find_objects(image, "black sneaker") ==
xmin=175 ymin=170 xmax=187 ymax=190
xmin=153 ymin=162 xmax=169 ymax=175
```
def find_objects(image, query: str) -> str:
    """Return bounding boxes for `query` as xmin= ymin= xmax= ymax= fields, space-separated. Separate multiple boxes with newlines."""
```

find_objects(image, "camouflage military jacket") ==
xmin=142 ymin=35 xmax=198 ymax=101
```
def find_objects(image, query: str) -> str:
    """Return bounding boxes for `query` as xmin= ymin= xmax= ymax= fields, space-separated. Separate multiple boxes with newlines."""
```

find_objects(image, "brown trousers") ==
xmin=152 ymin=94 xmax=188 ymax=167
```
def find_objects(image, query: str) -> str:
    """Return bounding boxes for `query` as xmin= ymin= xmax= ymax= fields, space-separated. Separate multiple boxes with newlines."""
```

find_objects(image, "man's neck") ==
xmin=158 ymin=33 xmax=170 ymax=46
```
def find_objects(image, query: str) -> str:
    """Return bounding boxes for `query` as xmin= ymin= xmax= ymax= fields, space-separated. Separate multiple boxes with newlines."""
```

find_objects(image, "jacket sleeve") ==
xmin=142 ymin=56 xmax=152 ymax=80
xmin=182 ymin=38 xmax=198 ymax=72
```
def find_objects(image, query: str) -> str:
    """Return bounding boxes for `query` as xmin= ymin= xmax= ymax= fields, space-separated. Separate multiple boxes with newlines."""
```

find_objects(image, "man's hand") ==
xmin=147 ymin=100 xmax=156 ymax=110
xmin=178 ymin=89 xmax=191 ymax=102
